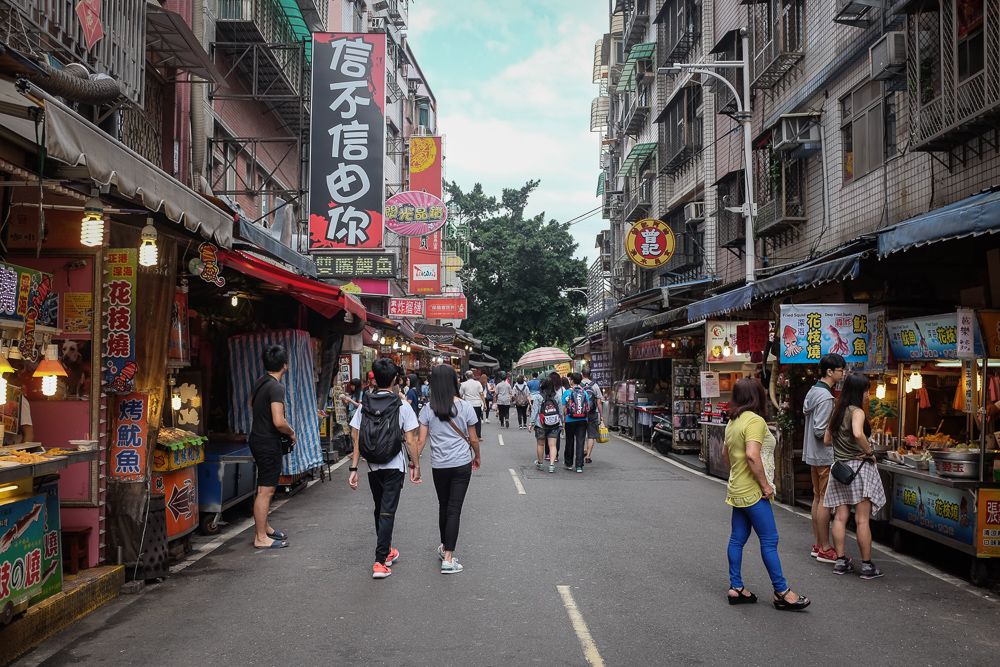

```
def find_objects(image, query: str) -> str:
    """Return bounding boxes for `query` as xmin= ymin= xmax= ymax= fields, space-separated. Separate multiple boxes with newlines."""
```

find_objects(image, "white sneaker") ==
xmin=437 ymin=544 xmax=446 ymax=561
xmin=484 ymin=418 xmax=490 ymax=423
xmin=441 ymin=558 xmax=464 ymax=574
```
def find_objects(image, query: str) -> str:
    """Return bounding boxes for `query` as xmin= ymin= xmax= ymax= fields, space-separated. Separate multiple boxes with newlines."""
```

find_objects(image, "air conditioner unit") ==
xmin=414 ymin=125 xmax=431 ymax=136
xmin=684 ymin=201 xmax=705 ymax=222
xmin=641 ymin=168 xmax=656 ymax=181
xmin=368 ymin=15 xmax=386 ymax=32
xmin=870 ymin=32 xmax=906 ymax=80
xmin=773 ymin=115 xmax=821 ymax=152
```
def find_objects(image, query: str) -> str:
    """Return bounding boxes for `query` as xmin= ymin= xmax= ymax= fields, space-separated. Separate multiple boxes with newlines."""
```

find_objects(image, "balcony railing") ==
xmin=2 ymin=0 xmax=146 ymax=103
xmin=748 ymin=0 xmax=804 ymax=89
xmin=716 ymin=173 xmax=746 ymax=249
xmin=623 ymin=178 xmax=652 ymax=222
xmin=659 ymin=0 xmax=700 ymax=65
xmin=623 ymin=86 xmax=650 ymax=135
xmin=753 ymin=148 xmax=807 ymax=237
xmin=216 ymin=0 xmax=305 ymax=96
xmin=624 ymin=0 xmax=650 ymax=50
xmin=661 ymin=211 xmax=703 ymax=275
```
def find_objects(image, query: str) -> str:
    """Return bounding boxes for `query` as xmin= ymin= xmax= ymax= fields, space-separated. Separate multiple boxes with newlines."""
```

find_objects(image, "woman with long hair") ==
xmin=531 ymin=377 xmax=563 ymax=473
xmin=724 ymin=378 xmax=809 ymax=610
xmin=340 ymin=378 xmax=363 ymax=423
xmin=417 ymin=364 xmax=482 ymax=574
xmin=823 ymin=373 xmax=885 ymax=578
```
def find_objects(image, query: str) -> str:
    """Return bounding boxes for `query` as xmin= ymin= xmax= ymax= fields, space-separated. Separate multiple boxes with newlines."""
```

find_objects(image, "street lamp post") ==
xmin=658 ymin=30 xmax=756 ymax=285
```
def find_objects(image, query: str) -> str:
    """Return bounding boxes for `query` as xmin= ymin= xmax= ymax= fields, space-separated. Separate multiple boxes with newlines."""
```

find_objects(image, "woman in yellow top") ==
xmin=724 ymin=378 xmax=810 ymax=611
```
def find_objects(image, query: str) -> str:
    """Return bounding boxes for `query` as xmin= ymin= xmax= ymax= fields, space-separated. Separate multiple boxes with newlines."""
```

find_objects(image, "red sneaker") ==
xmin=810 ymin=543 xmax=819 ymax=558
xmin=372 ymin=562 xmax=392 ymax=579
xmin=815 ymin=547 xmax=838 ymax=564
xmin=386 ymin=548 xmax=400 ymax=566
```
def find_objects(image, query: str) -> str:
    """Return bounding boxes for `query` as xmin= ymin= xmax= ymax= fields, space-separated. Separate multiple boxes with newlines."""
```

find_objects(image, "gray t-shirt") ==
xmin=418 ymin=400 xmax=477 ymax=469
xmin=459 ymin=379 xmax=483 ymax=407
xmin=250 ymin=375 xmax=286 ymax=439
xmin=495 ymin=380 xmax=512 ymax=405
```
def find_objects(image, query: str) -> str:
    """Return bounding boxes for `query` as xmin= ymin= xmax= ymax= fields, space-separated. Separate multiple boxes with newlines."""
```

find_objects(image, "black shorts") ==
xmin=587 ymin=415 xmax=599 ymax=439
xmin=248 ymin=435 xmax=283 ymax=487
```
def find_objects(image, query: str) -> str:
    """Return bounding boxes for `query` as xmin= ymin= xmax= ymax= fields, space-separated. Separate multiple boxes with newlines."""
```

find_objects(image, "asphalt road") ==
xmin=13 ymin=419 xmax=1000 ymax=666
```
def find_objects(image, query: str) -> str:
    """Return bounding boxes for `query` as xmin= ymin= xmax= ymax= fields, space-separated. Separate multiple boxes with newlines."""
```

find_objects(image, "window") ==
xmin=842 ymin=79 xmax=885 ymax=182
xmin=224 ymin=145 xmax=237 ymax=192
xmin=661 ymin=0 xmax=699 ymax=63
xmin=957 ymin=28 xmax=984 ymax=81
xmin=353 ymin=1 xmax=365 ymax=32
xmin=660 ymin=86 xmax=702 ymax=173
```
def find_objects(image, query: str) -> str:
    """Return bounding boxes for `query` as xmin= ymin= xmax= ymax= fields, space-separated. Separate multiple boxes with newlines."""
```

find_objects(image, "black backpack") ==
xmin=358 ymin=391 xmax=403 ymax=464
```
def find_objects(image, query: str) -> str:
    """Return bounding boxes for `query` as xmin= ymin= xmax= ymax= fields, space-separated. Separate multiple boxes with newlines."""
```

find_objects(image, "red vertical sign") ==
xmin=408 ymin=137 xmax=442 ymax=296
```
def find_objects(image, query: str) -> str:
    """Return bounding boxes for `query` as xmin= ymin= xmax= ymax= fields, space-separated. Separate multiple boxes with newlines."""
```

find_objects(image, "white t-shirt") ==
xmin=349 ymin=390 xmax=419 ymax=473
xmin=20 ymin=396 xmax=32 ymax=427
xmin=459 ymin=379 xmax=483 ymax=407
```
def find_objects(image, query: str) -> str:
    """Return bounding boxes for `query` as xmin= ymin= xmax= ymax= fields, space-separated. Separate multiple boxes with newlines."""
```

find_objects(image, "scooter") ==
xmin=650 ymin=412 xmax=672 ymax=456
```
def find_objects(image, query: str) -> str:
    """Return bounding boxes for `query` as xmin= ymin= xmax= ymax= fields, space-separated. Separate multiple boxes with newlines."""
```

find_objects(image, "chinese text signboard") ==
xmin=389 ymin=298 xmax=425 ymax=318
xmin=976 ymin=489 xmax=1000 ymax=556
xmin=315 ymin=253 xmax=397 ymax=279
xmin=0 ymin=261 xmax=57 ymax=362
xmin=410 ymin=137 xmax=442 ymax=195
xmin=0 ymin=489 xmax=62 ymax=612
xmin=103 ymin=250 xmax=138 ymax=393
xmin=409 ymin=232 xmax=442 ymax=295
xmin=892 ymin=476 xmax=975 ymax=546
xmin=110 ymin=392 xmax=148 ymax=482
xmin=624 ymin=218 xmax=676 ymax=269
xmin=153 ymin=467 xmax=198 ymax=539
xmin=408 ymin=136 xmax=443 ymax=294
xmin=425 ymin=297 xmax=466 ymax=319
xmin=706 ymin=320 xmax=750 ymax=362
xmin=309 ymin=34 xmax=386 ymax=251
xmin=589 ymin=351 xmax=612 ymax=388
xmin=975 ymin=311 xmax=1000 ymax=359
xmin=863 ymin=308 xmax=890 ymax=372
xmin=779 ymin=304 xmax=869 ymax=364
xmin=887 ymin=312 xmax=983 ymax=361
xmin=384 ymin=191 xmax=447 ymax=237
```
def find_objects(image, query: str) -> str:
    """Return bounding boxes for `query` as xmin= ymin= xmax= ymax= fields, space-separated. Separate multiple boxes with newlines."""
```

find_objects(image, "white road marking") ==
xmin=498 ymin=434 xmax=505 ymax=446
xmin=508 ymin=468 xmax=526 ymax=495
xmin=613 ymin=432 xmax=997 ymax=603
xmin=557 ymin=585 xmax=606 ymax=667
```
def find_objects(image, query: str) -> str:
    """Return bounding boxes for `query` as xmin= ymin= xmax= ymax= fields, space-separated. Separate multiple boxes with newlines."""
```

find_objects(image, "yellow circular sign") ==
xmin=409 ymin=138 xmax=437 ymax=174
xmin=625 ymin=218 xmax=676 ymax=269
xmin=444 ymin=255 xmax=464 ymax=270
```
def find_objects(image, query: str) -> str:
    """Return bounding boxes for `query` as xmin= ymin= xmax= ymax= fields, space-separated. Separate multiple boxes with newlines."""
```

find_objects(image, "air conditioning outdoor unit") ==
xmin=773 ymin=115 xmax=821 ymax=153
xmin=641 ymin=168 xmax=656 ymax=181
xmin=368 ymin=15 xmax=386 ymax=32
xmin=684 ymin=201 xmax=705 ymax=222
xmin=870 ymin=32 xmax=906 ymax=80
xmin=414 ymin=125 xmax=431 ymax=136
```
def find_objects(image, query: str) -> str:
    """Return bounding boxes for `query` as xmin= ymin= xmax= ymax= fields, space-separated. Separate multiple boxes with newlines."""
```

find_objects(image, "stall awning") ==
xmin=619 ymin=42 xmax=656 ymax=92
xmin=642 ymin=304 xmax=688 ymax=328
xmin=877 ymin=188 xmax=1000 ymax=257
xmin=618 ymin=285 xmax=664 ymax=310
xmin=146 ymin=5 xmax=226 ymax=85
xmin=587 ymin=304 xmax=617 ymax=324
xmin=366 ymin=313 xmax=400 ymax=329
xmin=596 ymin=172 xmax=605 ymax=197
xmin=234 ymin=217 xmax=316 ymax=277
xmin=687 ymin=284 xmax=754 ymax=322
xmin=753 ymin=252 xmax=865 ymax=299
xmin=220 ymin=250 xmax=365 ymax=321
xmin=620 ymin=142 xmax=657 ymax=177
xmin=16 ymin=81 xmax=233 ymax=248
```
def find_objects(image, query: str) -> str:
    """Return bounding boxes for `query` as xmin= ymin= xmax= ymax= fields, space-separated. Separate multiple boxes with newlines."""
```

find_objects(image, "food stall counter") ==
xmin=877 ymin=462 xmax=1000 ymax=490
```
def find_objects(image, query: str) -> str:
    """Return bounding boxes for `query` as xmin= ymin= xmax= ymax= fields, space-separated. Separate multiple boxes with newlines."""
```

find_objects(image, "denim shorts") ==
xmin=534 ymin=425 xmax=560 ymax=440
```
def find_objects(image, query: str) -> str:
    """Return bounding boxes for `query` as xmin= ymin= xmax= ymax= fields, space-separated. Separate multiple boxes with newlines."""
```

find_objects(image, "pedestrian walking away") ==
xmin=823 ymin=373 xmax=886 ymax=579
xmin=417 ymin=364 xmax=482 ymax=574
xmin=562 ymin=373 xmax=590 ymax=473
xmin=349 ymin=358 xmax=421 ymax=579
xmin=406 ymin=373 xmax=421 ymax=416
xmin=724 ymin=377 xmax=809 ymax=610
xmin=460 ymin=370 xmax=487 ymax=439
xmin=512 ymin=375 xmax=530 ymax=428
xmin=802 ymin=353 xmax=845 ymax=564
xmin=580 ymin=368 xmax=603 ymax=463
xmin=248 ymin=345 xmax=296 ymax=549
xmin=482 ymin=373 xmax=493 ymax=423
xmin=531 ymin=377 xmax=563 ymax=473
xmin=526 ymin=371 xmax=540 ymax=394
xmin=495 ymin=372 xmax=512 ymax=428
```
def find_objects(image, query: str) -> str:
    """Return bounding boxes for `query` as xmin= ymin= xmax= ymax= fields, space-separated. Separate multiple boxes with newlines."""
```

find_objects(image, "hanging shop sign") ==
xmin=384 ymin=191 xmax=447 ymax=237
xmin=978 ymin=311 xmax=1000 ymax=358
xmin=103 ymin=249 xmax=139 ymax=393
xmin=309 ymin=33 xmax=386 ymax=251
xmin=892 ymin=476 xmax=975 ymax=546
xmin=389 ymin=298 xmax=425 ymax=318
xmin=630 ymin=340 xmax=666 ymax=360
xmin=706 ymin=320 xmax=749 ymax=363
xmin=0 ymin=487 xmax=62 ymax=612
xmin=153 ymin=466 xmax=198 ymax=539
xmin=315 ymin=253 xmax=397 ymax=279
xmin=174 ymin=371 xmax=205 ymax=436
xmin=863 ymin=308 xmax=890 ymax=372
xmin=408 ymin=232 xmax=442 ymax=295
xmin=976 ymin=489 xmax=1000 ymax=556
xmin=957 ymin=308 xmax=977 ymax=358
xmin=425 ymin=297 xmax=466 ymax=319
xmin=779 ymin=304 xmax=869 ymax=364
xmin=589 ymin=351 xmax=612 ymax=388
xmin=887 ymin=312 xmax=983 ymax=361
xmin=624 ymin=218 xmax=676 ymax=269
xmin=339 ymin=279 xmax=392 ymax=296
xmin=76 ymin=0 xmax=104 ymax=50
xmin=410 ymin=137 xmax=442 ymax=194
xmin=192 ymin=243 xmax=225 ymax=287
xmin=168 ymin=287 xmax=190 ymax=364
xmin=0 ymin=262 xmax=57 ymax=362
xmin=110 ymin=392 xmax=148 ymax=482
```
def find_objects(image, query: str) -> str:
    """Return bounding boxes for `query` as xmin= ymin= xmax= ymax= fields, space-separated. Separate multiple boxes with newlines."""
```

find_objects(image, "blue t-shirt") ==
xmin=418 ymin=400 xmax=477 ymax=469
xmin=407 ymin=388 xmax=419 ymax=415
xmin=562 ymin=386 xmax=589 ymax=422
xmin=527 ymin=378 xmax=540 ymax=393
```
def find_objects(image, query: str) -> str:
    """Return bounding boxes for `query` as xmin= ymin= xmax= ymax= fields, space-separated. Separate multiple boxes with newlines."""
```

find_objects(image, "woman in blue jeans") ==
xmin=723 ymin=378 xmax=810 ymax=610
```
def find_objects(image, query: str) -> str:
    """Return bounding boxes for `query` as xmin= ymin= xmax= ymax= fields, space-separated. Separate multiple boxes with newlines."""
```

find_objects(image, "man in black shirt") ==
xmin=249 ymin=345 xmax=296 ymax=549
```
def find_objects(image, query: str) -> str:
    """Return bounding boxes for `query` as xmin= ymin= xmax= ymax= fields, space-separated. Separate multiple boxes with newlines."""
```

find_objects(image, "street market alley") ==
xmin=13 ymin=421 xmax=1000 ymax=667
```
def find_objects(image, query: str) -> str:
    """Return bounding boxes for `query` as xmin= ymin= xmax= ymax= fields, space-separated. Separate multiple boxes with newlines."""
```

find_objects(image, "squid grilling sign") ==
xmin=625 ymin=218 xmax=675 ymax=269
xmin=779 ymin=304 xmax=869 ymax=364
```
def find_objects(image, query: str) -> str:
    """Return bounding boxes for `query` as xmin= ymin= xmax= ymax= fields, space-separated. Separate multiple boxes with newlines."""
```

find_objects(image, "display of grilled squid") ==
xmin=0 ymin=502 xmax=43 ymax=556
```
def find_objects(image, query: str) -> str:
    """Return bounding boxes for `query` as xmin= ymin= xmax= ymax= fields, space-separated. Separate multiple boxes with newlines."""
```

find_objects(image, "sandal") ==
xmin=585 ymin=457 xmax=593 ymax=464
xmin=773 ymin=589 xmax=810 ymax=611
xmin=727 ymin=587 xmax=757 ymax=605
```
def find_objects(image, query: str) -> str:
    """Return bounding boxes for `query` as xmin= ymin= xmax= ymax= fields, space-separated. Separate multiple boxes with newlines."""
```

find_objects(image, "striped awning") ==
xmin=619 ymin=42 xmax=656 ymax=92
xmin=596 ymin=172 xmax=605 ymax=196
xmin=620 ymin=142 xmax=657 ymax=177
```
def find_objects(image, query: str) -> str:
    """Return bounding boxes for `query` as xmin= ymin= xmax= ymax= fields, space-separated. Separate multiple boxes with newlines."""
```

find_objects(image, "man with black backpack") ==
xmin=349 ymin=358 xmax=420 ymax=579
xmin=562 ymin=372 xmax=591 ymax=473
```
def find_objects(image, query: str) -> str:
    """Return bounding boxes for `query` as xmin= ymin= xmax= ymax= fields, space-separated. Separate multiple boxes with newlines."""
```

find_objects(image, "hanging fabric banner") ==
xmin=103 ymin=249 xmax=139 ymax=392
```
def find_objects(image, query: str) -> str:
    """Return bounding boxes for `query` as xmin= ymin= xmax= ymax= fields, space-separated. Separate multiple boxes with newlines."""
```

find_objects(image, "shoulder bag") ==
xmin=831 ymin=458 xmax=869 ymax=486
xmin=447 ymin=419 xmax=476 ymax=458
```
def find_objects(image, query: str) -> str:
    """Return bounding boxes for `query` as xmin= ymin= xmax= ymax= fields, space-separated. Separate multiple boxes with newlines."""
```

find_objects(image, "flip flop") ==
xmin=267 ymin=530 xmax=289 ymax=540
xmin=255 ymin=540 xmax=288 ymax=549
xmin=585 ymin=457 xmax=593 ymax=464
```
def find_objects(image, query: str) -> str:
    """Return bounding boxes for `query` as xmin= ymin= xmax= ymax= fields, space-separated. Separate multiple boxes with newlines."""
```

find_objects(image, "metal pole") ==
xmin=741 ymin=32 xmax=756 ymax=285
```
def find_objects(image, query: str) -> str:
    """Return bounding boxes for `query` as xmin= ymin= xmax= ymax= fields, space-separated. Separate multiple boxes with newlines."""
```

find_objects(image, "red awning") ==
xmin=219 ymin=250 xmax=366 ymax=321
xmin=365 ymin=312 xmax=400 ymax=329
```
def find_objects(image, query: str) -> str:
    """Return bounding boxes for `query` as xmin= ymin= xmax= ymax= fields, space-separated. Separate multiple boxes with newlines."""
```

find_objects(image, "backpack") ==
xmin=567 ymin=387 xmax=591 ymax=419
xmin=514 ymin=385 xmax=529 ymax=407
xmin=358 ymin=391 xmax=403 ymax=464
xmin=581 ymin=380 xmax=600 ymax=414
xmin=540 ymin=397 xmax=561 ymax=426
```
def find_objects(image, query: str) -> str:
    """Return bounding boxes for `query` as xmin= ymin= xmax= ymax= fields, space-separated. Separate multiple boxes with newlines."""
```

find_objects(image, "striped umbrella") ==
xmin=516 ymin=347 xmax=573 ymax=369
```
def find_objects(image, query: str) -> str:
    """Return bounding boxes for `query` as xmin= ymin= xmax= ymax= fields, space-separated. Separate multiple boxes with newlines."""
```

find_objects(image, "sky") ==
xmin=406 ymin=0 xmax=609 ymax=265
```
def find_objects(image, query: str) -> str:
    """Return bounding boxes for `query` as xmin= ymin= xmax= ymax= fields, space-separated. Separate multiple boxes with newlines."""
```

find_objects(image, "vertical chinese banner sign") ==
xmin=110 ymin=392 xmax=148 ymax=481
xmin=309 ymin=34 xmax=387 ymax=251
xmin=103 ymin=249 xmax=138 ymax=393
xmin=408 ymin=136 xmax=443 ymax=295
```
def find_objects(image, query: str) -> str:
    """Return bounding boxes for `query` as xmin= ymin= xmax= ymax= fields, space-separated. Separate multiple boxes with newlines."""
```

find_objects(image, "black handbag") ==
xmin=831 ymin=459 xmax=867 ymax=486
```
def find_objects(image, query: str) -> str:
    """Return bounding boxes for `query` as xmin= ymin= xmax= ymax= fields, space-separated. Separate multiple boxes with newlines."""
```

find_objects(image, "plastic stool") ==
xmin=62 ymin=526 xmax=92 ymax=575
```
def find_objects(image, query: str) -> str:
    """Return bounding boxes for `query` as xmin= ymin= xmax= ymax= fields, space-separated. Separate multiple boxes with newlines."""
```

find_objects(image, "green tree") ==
xmin=447 ymin=180 xmax=588 ymax=369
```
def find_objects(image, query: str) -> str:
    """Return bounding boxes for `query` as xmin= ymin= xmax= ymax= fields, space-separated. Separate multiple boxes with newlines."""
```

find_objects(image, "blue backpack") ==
xmin=567 ymin=387 xmax=591 ymax=419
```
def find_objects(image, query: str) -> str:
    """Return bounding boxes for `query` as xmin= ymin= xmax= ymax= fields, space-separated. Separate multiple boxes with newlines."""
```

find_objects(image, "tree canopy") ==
xmin=447 ymin=180 xmax=588 ymax=369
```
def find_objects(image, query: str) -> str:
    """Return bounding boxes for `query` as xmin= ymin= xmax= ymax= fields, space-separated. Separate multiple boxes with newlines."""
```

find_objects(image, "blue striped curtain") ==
xmin=228 ymin=330 xmax=321 ymax=475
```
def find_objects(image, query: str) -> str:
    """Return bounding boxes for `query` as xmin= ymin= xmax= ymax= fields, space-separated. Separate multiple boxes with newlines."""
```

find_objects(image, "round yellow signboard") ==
xmin=409 ymin=138 xmax=437 ymax=173
xmin=625 ymin=218 xmax=676 ymax=269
